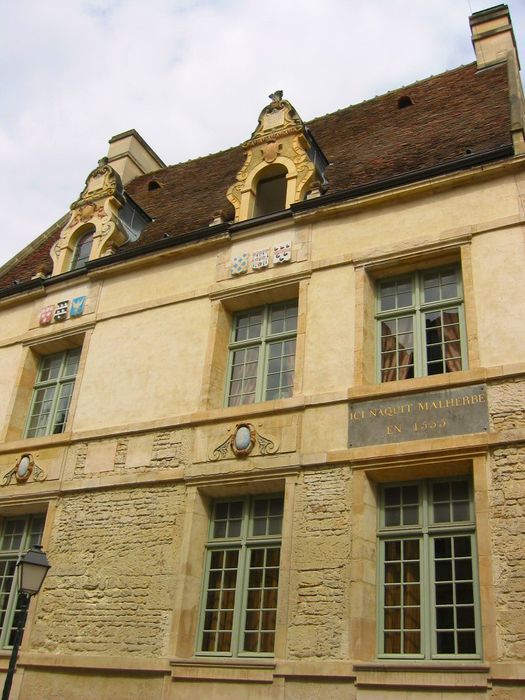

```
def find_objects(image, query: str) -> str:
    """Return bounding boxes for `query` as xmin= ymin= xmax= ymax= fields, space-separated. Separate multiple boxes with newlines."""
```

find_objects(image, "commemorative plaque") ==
xmin=348 ymin=384 xmax=488 ymax=447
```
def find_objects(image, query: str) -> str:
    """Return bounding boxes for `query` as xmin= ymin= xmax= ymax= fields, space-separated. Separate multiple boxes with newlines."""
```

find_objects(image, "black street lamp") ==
xmin=1 ymin=545 xmax=50 ymax=700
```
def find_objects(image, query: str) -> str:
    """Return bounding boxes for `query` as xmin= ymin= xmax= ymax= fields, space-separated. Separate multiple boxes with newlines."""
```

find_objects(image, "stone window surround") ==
xmin=200 ymin=276 xmax=308 ymax=411
xmin=237 ymin=158 xmax=304 ymax=223
xmin=377 ymin=475 xmax=480 ymax=658
xmin=353 ymin=237 xmax=480 ymax=386
xmin=375 ymin=265 xmax=468 ymax=382
xmin=24 ymin=347 xmax=82 ymax=439
xmin=196 ymin=493 xmax=284 ymax=656
xmin=0 ymin=513 xmax=45 ymax=648
xmin=167 ymin=475 xmax=296 ymax=663
xmin=4 ymin=330 xmax=91 ymax=444
xmin=349 ymin=452 xmax=497 ymax=664
xmin=225 ymin=301 xmax=298 ymax=407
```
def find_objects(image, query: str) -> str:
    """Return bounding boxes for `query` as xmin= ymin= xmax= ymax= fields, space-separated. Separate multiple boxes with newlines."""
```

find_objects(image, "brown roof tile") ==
xmin=0 ymin=62 xmax=513 ymax=290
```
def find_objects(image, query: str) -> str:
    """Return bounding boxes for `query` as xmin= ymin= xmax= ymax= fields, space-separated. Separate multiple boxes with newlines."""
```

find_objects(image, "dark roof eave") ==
xmin=85 ymin=221 xmax=231 ymax=270
xmin=0 ymin=144 xmax=515 ymax=300
xmin=291 ymin=145 xmax=515 ymax=214
xmin=229 ymin=209 xmax=293 ymax=233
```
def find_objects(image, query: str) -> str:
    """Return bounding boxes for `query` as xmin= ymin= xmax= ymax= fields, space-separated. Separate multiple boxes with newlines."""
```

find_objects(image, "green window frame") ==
xmin=376 ymin=266 xmax=467 ymax=382
xmin=25 ymin=348 xmax=81 ymax=438
xmin=377 ymin=477 xmax=481 ymax=659
xmin=0 ymin=515 xmax=45 ymax=648
xmin=197 ymin=495 xmax=283 ymax=657
xmin=226 ymin=301 xmax=297 ymax=406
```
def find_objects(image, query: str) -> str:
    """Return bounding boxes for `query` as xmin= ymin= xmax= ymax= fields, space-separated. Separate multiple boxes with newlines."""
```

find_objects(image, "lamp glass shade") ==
xmin=17 ymin=546 xmax=50 ymax=596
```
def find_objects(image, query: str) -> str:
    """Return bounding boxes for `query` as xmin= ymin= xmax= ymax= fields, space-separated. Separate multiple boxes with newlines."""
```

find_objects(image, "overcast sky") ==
xmin=1 ymin=0 xmax=524 ymax=268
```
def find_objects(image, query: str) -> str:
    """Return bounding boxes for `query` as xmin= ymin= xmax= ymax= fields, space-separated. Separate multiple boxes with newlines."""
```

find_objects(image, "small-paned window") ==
xmin=25 ymin=348 xmax=81 ymax=438
xmin=378 ymin=478 xmax=480 ymax=659
xmin=226 ymin=301 xmax=297 ymax=406
xmin=71 ymin=229 xmax=94 ymax=270
xmin=197 ymin=495 xmax=283 ymax=656
xmin=0 ymin=515 xmax=45 ymax=648
xmin=376 ymin=266 xmax=467 ymax=382
xmin=254 ymin=168 xmax=287 ymax=217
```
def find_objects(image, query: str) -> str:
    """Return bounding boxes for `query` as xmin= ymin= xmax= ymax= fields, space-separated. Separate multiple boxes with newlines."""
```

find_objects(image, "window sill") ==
xmin=170 ymin=657 xmax=275 ymax=683
xmin=350 ymin=369 xmax=489 ymax=402
xmin=353 ymin=661 xmax=490 ymax=690
xmin=0 ymin=431 xmax=73 ymax=454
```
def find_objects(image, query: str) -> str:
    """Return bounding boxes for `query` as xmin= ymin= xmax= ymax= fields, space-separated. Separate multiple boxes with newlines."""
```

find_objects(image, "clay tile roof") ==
xmin=0 ymin=61 xmax=513 ymax=291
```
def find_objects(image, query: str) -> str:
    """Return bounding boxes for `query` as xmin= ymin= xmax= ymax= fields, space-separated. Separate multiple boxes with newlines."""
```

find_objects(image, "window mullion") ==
xmin=458 ymin=302 xmax=469 ymax=370
xmin=44 ymin=377 xmax=62 ymax=435
xmin=232 ymin=499 xmax=251 ymax=655
xmin=257 ymin=306 xmax=271 ymax=402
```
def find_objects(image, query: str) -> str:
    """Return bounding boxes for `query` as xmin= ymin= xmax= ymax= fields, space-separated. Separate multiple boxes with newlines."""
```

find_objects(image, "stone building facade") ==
xmin=0 ymin=5 xmax=524 ymax=699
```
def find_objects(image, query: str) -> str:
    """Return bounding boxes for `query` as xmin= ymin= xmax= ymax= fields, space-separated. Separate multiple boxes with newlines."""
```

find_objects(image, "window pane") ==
xmin=270 ymin=301 xmax=298 ymax=335
xmin=242 ymin=546 xmax=280 ymax=653
xmin=201 ymin=546 xmax=238 ymax=653
xmin=380 ymin=279 xmax=413 ymax=311
xmin=384 ymin=485 xmax=419 ymax=527
xmin=212 ymin=502 xmax=243 ymax=539
xmin=423 ymin=269 xmax=458 ymax=303
xmin=380 ymin=316 xmax=414 ymax=382
xmin=251 ymin=498 xmax=283 ymax=537
xmin=432 ymin=480 xmax=470 ymax=524
xmin=426 ymin=308 xmax=462 ymax=376
xmin=234 ymin=310 xmax=262 ymax=342
xmin=71 ymin=231 xmax=94 ymax=270
xmin=433 ymin=534 xmax=476 ymax=655
xmin=382 ymin=538 xmax=421 ymax=654
xmin=228 ymin=348 xmax=259 ymax=406
xmin=264 ymin=339 xmax=295 ymax=401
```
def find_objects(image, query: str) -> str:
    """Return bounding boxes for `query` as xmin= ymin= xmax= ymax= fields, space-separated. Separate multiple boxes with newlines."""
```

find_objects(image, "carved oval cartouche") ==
xmin=235 ymin=425 xmax=252 ymax=452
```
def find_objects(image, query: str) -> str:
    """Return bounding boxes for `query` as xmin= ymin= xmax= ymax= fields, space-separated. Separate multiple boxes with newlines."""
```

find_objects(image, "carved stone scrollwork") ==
xmin=71 ymin=158 xmax=124 ymax=211
xmin=2 ymin=454 xmax=47 ymax=487
xmin=210 ymin=423 xmax=279 ymax=461
xmin=226 ymin=90 xmax=319 ymax=221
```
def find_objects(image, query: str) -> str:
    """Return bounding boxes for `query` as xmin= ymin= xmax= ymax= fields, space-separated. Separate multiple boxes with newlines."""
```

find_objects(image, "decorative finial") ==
xmin=269 ymin=90 xmax=283 ymax=102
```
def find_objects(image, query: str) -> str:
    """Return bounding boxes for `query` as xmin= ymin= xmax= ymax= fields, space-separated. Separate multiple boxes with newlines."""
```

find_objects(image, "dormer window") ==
xmin=71 ymin=227 xmax=94 ymax=270
xmin=254 ymin=165 xmax=288 ymax=218
xmin=227 ymin=92 xmax=328 ymax=223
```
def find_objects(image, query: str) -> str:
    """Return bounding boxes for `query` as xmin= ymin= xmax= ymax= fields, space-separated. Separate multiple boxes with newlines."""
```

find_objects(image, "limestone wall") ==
xmin=287 ymin=467 xmax=352 ymax=659
xmin=33 ymin=483 xmax=185 ymax=656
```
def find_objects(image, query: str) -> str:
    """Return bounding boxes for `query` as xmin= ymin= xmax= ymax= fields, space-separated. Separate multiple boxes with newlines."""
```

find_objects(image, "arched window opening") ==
xmin=71 ymin=227 xmax=94 ymax=270
xmin=148 ymin=180 xmax=161 ymax=191
xmin=397 ymin=95 xmax=414 ymax=109
xmin=254 ymin=166 xmax=287 ymax=218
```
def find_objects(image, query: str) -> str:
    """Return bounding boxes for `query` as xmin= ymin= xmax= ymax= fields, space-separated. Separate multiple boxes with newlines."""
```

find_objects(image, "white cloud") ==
xmin=1 ymin=0 xmax=524 ymax=267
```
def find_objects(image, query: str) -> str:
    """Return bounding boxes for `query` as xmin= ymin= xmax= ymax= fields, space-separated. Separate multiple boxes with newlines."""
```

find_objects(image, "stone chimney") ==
xmin=106 ymin=129 xmax=166 ymax=185
xmin=470 ymin=4 xmax=525 ymax=155
xmin=470 ymin=4 xmax=520 ymax=69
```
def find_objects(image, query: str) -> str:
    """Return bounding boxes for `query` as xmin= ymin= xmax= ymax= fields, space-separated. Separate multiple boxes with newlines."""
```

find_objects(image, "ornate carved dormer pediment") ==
xmin=50 ymin=158 xmax=150 ymax=276
xmin=251 ymin=90 xmax=303 ymax=141
xmin=227 ymin=91 xmax=328 ymax=222
xmin=72 ymin=157 xmax=125 ymax=210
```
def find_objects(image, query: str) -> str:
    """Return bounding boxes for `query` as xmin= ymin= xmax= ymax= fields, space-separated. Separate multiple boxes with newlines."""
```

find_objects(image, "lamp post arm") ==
xmin=1 ymin=594 xmax=30 ymax=700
